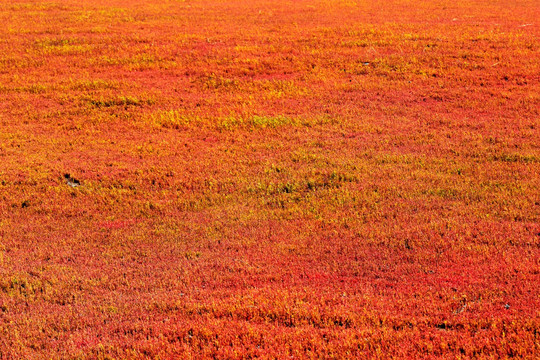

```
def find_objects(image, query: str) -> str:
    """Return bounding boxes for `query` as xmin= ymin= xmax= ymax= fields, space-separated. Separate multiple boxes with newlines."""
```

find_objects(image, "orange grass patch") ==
xmin=0 ymin=0 xmax=539 ymax=358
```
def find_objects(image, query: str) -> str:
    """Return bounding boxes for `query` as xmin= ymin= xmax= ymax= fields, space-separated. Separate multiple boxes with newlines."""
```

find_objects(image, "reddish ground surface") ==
xmin=0 ymin=0 xmax=539 ymax=358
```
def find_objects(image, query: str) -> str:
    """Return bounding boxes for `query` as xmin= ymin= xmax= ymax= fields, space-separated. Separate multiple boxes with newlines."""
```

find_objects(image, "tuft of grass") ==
xmin=84 ymin=95 xmax=155 ymax=108
xmin=147 ymin=110 xmax=336 ymax=131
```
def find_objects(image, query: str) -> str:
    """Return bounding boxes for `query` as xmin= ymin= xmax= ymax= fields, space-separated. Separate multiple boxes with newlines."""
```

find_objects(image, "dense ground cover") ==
xmin=0 ymin=0 xmax=539 ymax=358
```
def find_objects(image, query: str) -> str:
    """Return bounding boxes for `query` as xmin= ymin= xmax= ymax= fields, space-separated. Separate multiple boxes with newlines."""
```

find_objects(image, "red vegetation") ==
xmin=0 ymin=0 xmax=539 ymax=358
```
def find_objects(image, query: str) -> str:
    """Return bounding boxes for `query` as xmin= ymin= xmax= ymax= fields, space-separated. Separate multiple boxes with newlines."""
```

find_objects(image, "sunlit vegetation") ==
xmin=0 ymin=0 xmax=538 ymax=358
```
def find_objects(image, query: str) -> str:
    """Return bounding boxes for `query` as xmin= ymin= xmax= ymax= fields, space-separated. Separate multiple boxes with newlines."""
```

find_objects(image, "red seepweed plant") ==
xmin=0 ymin=0 xmax=538 ymax=358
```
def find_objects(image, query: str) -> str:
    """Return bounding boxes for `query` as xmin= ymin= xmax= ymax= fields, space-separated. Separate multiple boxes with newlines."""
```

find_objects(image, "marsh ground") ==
xmin=0 ymin=0 xmax=539 ymax=358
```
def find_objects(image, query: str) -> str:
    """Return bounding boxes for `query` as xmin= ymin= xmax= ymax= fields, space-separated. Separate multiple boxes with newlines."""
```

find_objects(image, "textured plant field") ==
xmin=0 ymin=0 xmax=539 ymax=358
